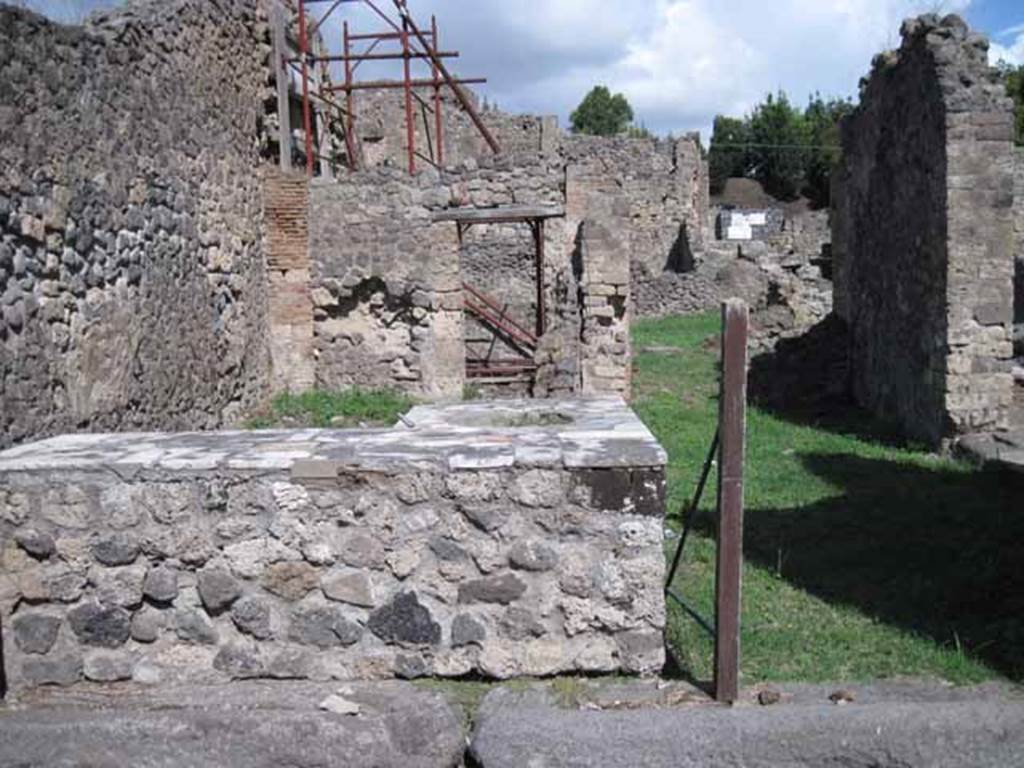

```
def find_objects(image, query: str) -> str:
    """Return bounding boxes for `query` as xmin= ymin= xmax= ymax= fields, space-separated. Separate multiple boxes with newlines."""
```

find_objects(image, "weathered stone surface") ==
xmin=84 ymin=652 xmax=134 ymax=682
xmin=833 ymin=13 xmax=1016 ymax=445
xmin=262 ymin=561 xmax=319 ymax=601
xmin=510 ymin=470 xmax=563 ymax=508
xmin=231 ymin=595 xmax=273 ymax=640
xmin=340 ymin=532 xmax=386 ymax=569
xmin=469 ymin=682 xmax=1024 ymax=768
xmin=91 ymin=533 xmax=140 ymax=565
xmin=14 ymin=528 xmax=56 ymax=559
xmin=368 ymin=592 xmax=442 ymax=645
xmin=143 ymin=565 xmax=179 ymax=603
xmin=322 ymin=570 xmax=375 ymax=607
xmin=0 ymin=681 xmax=466 ymax=768
xmin=20 ymin=654 xmax=83 ymax=687
xmin=500 ymin=607 xmax=546 ymax=641
xmin=130 ymin=606 xmax=165 ymax=643
xmin=458 ymin=575 xmax=527 ymax=605
xmin=451 ymin=613 xmax=487 ymax=647
xmin=289 ymin=605 xmax=363 ymax=649
xmin=213 ymin=644 xmax=265 ymax=679
xmin=95 ymin=564 xmax=146 ymax=608
xmin=197 ymin=567 xmax=241 ymax=613
xmin=175 ymin=609 xmax=219 ymax=645
xmin=12 ymin=612 xmax=62 ymax=654
xmin=67 ymin=601 xmax=131 ymax=648
xmin=509 ymin=541 xmax=557 ymax=572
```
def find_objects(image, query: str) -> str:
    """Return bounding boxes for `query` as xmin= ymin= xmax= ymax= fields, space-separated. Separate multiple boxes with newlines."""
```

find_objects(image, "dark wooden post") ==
xmin=714 ymin=299 xmax=748 ymax=704
xmin=270 ymin=2 xmax=293 ymax=172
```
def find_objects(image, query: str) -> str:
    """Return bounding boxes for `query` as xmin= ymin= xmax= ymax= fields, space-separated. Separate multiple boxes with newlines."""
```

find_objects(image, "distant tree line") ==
xmin=708 ymin=92 xmax=853 ymax=207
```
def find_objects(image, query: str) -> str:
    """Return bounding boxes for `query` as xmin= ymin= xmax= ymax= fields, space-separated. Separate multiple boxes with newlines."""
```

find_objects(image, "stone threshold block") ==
xmin=0 ymin=681 xmax=465 ymax=768
xmin=0 ymin=398 xmax=667 ymax=694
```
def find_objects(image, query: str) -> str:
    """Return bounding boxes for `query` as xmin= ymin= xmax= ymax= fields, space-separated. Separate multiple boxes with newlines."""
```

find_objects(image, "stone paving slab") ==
xmin=0 ymin=681 xmax=465 ymax=768
xmin=956 ymin=429 xmax=1024 ymax=474
xmin=469 ymin=679 xmax=1024 ymax=767
xmin=0 ymin=397 xmax=665 ymax=475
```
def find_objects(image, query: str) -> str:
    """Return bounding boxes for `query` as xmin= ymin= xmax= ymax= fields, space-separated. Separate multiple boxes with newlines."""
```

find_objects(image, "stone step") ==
xmin=0 ymin=681 xmax=465 ymax=768
xmin=468 ymin=680 xmax=1024 ymax=768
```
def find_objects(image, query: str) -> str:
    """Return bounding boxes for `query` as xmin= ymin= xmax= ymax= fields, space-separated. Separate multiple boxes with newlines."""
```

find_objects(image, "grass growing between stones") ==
xmin=633 ymin=312 xmax=1023 ymax=686
xmin=245 ymin=388 xmax=414 ymax=429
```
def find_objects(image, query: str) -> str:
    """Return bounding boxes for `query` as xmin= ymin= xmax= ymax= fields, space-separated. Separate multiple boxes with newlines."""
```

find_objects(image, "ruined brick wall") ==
xmin=265 ymin=170 xmax=315 ymax=393
xmin=0 ymin=1 xmax=272 ymax=448
xmin=833 ymin=14 xmax=1016 ymax=444
xmin=308 ymin=171 xmax=465 ymax=398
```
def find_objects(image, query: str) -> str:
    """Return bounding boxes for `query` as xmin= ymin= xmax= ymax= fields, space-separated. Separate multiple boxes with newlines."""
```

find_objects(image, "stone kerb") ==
xmin=0 ymin=399 xmax=667 ymax=694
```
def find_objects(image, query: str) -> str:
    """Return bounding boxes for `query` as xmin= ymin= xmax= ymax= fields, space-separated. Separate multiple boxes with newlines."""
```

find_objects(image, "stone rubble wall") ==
xmin=308 ymin=171 xmax=465 ymax=398
xmin=1015 ymin=148 xmax=1024 ymax=358
xmin=0 ymin=461 xmax=666 ymax=692
xmin=833 ymin=14 xmax=1016 ymax=444
xmin=0 ymin=1 xmax=272 ymax=449
xmin=578 ymin=223 xmax=632 ymax=398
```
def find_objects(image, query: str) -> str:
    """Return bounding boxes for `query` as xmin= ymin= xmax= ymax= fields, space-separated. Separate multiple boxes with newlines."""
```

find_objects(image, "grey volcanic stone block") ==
xmin=14 ymin=528 xmax=56 ymax=559
xmin=0 ymin=681 xmax=465 ymax=768
xmin=509 ymin=541 xmax=557 ymax=572
xmin=91 ymin=533 xmax=140 ymax=565
xmin=231 ymin=595 xmax=273 ymax=640
xmin=12 ymin=612 xmax=62 ymax=654
xmin=321 ymin=570 xmax=375 ymax=608
xmin=198 ymin=567 xmax=241 ymax=613
xmin=143 ymin=565 xmax=179 ymax=603
xmin=469 ymin=682 xmax=1024 ymax=768
xmin=458 ymin=574 xmax=527 ymax=605
xmin=451 ymin=614 xmax=486 ymax=647
xmin=67 ymin=601 xmax=131 ymax=648
xmin=83 ymin=652 xmax=134 ymax=682
xmin=175 ymin=609 xmax=219 ymax=645
xmin=289 ymin=605 xmax=362 ymax=649
xmin=20 ymin=654 xmax=83 ymax=687
xmin=368 ymin=592 xmax=441 ymax=646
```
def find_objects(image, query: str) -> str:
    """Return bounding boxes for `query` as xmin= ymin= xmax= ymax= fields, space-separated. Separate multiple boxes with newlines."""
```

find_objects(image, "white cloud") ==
xmin=990 ymin=28 xmax=1024 ymax=66
xmin=516 ymin=0 xmax=979 ymax=138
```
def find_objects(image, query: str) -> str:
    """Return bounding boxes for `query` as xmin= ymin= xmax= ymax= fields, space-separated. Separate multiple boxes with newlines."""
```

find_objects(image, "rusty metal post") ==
xmin=392 ymin=0 xmax=502 ymax=156
xmin=401 ymin=17 xmax=416 ymax=174
xmin=298 ymin=0 xmax=315 ymax=177
xmin=431 ymin=15 xmax=443 ymax=166
xmin=270 ymin=2 xmax=293 ymax=171
xmin=714 ymin=299 xmax=748 ymax=704
xmin=534 ymin=219 xmax=546 ymax=337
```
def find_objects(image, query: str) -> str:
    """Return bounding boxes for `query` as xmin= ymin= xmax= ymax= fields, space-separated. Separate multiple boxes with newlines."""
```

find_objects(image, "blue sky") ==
xmin=19 ymin=0 xmax=1024 ymax=139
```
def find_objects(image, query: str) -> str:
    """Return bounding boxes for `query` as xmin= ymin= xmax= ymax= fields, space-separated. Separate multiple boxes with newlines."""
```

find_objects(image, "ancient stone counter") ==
xmin=0 ymin=399 xmax=667 ymax=693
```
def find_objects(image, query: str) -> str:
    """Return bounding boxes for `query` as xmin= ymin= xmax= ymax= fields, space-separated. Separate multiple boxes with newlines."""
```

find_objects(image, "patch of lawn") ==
xmin=634 ymin=312 xmax=1022 ymax=685
xmin=246 ymin=388 xmax=414 ymax=429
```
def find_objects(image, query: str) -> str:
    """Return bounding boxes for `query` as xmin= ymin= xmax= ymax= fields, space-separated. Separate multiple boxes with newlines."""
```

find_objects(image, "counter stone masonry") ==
xmin=0 ymin=398 xmax=667 ymax=693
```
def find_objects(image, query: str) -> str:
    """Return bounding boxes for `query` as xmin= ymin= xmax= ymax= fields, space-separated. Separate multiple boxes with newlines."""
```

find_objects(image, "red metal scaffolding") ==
xmin=279 ymin=0 xmax=500 ymax=176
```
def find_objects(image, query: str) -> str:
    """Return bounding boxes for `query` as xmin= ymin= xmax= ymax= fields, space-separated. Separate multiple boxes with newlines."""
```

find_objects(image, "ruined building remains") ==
xmin=833 ymin=14 xmax=1019 ymax=445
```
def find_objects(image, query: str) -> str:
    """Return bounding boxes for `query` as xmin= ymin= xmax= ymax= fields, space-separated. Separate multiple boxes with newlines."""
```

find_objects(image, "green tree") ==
xmin=708 ymin=116 xmax=750 ymax=194
xmin=748 ymin=91 xmax=807 ymax=200
xmin=570 ymin=86 xmax=635 ymax=136
xmin=803 ymin=94 xmax=853 ymax=208
xmin=1001 ymin=63 xmax=1024 ymax=146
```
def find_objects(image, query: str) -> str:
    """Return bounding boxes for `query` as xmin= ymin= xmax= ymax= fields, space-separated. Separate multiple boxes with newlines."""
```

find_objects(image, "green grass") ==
xmin=246 ymin=388 xmax=414 ymax=429
xmin=633 ymin=312 xmax=1024 ymax=686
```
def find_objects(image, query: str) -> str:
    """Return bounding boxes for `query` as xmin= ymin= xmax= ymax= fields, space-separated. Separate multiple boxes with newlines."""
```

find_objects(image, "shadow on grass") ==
xmin=748 ymin=315 xmax=929 ymax=450
xmin=732 ymin=452 xmax=1024 ymax=680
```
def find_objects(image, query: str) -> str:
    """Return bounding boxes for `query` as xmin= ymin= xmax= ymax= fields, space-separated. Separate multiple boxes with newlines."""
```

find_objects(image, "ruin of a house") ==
xmin=0 ymin=0 xmax=1022 ymax=721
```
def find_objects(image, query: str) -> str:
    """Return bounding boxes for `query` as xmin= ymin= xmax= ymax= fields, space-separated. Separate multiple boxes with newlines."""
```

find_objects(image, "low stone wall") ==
xmin=0 ymin=399 xmax=667 ymax=693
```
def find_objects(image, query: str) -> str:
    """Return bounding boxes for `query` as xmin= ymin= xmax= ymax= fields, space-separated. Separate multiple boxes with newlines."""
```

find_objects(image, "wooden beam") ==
xmin=270 ymin=2 xmax=293 ymax=171
xmin=714 ymin=298 xmax=748 ymax=704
